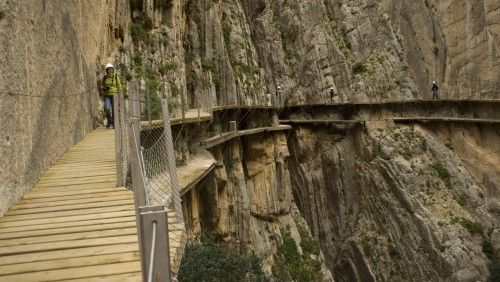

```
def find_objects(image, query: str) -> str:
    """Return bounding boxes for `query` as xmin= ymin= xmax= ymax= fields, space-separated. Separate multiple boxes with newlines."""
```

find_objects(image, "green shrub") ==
xmin=170 ymin=84 xmax=180 ymax=97
xmin=352 ymin=62 xmax=367 ymax=75
xmin=158 ymin=63 xmax=177 ymax=75
xmin=118 ymin=45 xmax=126 ymax=53
xmin=178 ymin=239 xmax=267 ymax=282
xmin=297 ymin=223 xmax=320 ymax=257
xmin=201 ymin=61 xmax=214 ymax=72
xmin=482 ymin=239 xmax=495 ymax=260
xmin=420 ymin=138 xmax=427 ymax=151
xmin=361 ymin=238 xmax=372 ymax=257
xmin=388 ymin=244 xmax=399 ymax=258
xmin=223 ymin=24 xmax=232 ymax=45
xmin=133 ymin=55 xmax=143 ymax=66
xmin=212 ymin=70 xmax=222 ymax=93
xmin=489 ymin=260 xmax=500 ymax=282
xmin=130 ymin=22 xmax=147 ymax=43
xmin=0 ymin=10 xmax=5 ymax=21
xmin=432 ymin=161 xmax=451 ymax=188
xmin=433 ymin=46 xmax=439 ymax=56
xmin=459 ymin=218 xmax=483 ymax=235
xmin=455 ymin=195 xmax=468 ymax=206
xmin=273 ymin=231 xmax=323 ymax=282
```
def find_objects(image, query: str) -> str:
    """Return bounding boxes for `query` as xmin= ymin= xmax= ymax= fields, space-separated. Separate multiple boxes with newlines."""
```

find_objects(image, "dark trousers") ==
xmin=432 ymin=90 xmax=438 ymax=99
xmin=103 ymin=95 xmax=114 ymax=126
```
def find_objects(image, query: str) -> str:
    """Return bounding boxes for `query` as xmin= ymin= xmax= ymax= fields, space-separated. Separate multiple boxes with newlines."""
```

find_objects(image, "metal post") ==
xmin=120 ymin=89 xmax=128 ymax=187
xmin=229 ymin=120 xmax=237 ymax=132
xmin=128 ymin=117 xmax=148 ymax=276
xmin=146 ymin=86 xmax=152 ymax=124
xmin=114 ymin=92 xmax=123 ymax=187
xmin=180 ymin=88 xmax=186 ymax=121
xmin=128 ymin=82 xmax=149 ymax=279
xmin=161 ymin=99 xmax=182 ymax=219
xmin=140 ymin=206 xmax=171 ymax=282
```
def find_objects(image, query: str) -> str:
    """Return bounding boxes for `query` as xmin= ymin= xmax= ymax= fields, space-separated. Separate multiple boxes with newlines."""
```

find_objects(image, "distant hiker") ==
xmin=329 ymin=86 xmax=337 ymax=103
xmin=101 ymin=63 xmax=122 ymax=128
xmin=431 ymin=81 xmax=439 ymax=99
xmin=276 ymin=85 xmax=283 ymax=107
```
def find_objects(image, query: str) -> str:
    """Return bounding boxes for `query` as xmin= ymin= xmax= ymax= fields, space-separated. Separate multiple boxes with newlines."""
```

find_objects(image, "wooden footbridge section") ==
xmin=0 ymin=127 xmax=217 ymax=281
xmin=0 ymin=129 xmax=142 ymax=281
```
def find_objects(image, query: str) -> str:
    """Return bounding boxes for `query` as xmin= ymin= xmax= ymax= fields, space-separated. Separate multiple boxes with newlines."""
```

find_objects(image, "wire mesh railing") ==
xmin=115 ymin=79 xmax=187 ymax=280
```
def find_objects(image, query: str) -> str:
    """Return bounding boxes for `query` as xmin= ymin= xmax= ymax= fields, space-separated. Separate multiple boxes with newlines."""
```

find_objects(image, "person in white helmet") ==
xmin=101 ymin=63 xmax=122 ymax=128
xmin=431 ymin=81 xmax=439 ymax=99
xmin=329 ymin=86 xmax=337 ymax=103
xmin=276 ymin=85 xmax=283 ymax=106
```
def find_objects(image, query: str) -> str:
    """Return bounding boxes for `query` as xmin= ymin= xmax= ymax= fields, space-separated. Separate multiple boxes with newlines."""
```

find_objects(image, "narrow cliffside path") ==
xmin=0 ymin=128 xmax=142 ymax=281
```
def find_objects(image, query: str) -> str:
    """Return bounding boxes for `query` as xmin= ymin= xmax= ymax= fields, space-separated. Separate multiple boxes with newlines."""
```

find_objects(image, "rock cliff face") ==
xmin=287 ymin=122 xmax=499 ymax=281
xmin=0 ymin=0 xmax=130 ymax=215
xmin=155 ymin=0 xmax=499 ymax=108
xmin=1 ymin=0 xmax=498 ymax=279
xmin=182 ymin=132 xmax=332 ymax=279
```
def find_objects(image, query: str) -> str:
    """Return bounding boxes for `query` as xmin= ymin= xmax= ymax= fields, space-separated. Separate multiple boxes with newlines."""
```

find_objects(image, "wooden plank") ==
xmin=8 ymin=199 xmax=134 ymax=215
xmin=0 ymin=211 xmax=135 ymax=229
xmin=0 ymin=227 xmax=137 ymax=247
xmin=66 ymin=272 xmax=141 ymax=282
xmin=36 ymin=176 xmax=117 ymax=187
xmin=23 ymin=187 xmax=128 ymax=199
xmin=0 ymin=221 xmax=137 ymax=240
xmin=11 ymin=194 xmax=133 ymax=210
xmin=29 ymin=181 xmax=118 ymax=193
xmin=17 ymin=190 xmax=131 ymax=204
xmin=48 ymin=163 xmax=116 ymax=169
xmin=49 ymin=161 xmax=115 ymax=167
xmin=0 ymin=261 xmax=141 ymax=282
xmin=0 ymin=252 xmax=140 ymax=276
xmin=0 ymin=216 xmax=135 ymax=235
xmin=1 ymin=205 xmax=134 ymax=222
xmin=41 ymin=171 xmax=116 ymax=180
xmin=0 ymin=235 xmax=138 ymax=256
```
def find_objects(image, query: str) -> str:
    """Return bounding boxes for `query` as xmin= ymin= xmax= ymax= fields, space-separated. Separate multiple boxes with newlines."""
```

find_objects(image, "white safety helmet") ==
xmin=432 ymin=81 xmax=436 ymax=84
xmin=277 ymin=86 xmax=282 ymax=90
xmin=105 ymin=63 xmax=114 ymax=70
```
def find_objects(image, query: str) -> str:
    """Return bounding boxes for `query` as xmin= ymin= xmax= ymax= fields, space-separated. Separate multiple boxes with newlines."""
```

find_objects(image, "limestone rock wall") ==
xmin=182 ymin=132 xmax=332 ymax=279
xmin=144 ymin=0 xmax=499 ymax=110
xmin=287 ymin=122 xmax=499 ymax=281
xmin=0 ymin=0 xmax=130 ymax=215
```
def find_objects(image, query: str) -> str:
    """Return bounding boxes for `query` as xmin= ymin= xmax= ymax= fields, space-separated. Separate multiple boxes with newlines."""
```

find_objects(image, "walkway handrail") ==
xmin=124 ymin=79 xmax=189 ymax=281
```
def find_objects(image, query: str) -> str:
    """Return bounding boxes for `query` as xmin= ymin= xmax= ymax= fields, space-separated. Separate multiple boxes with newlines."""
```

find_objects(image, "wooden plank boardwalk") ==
xmin=389 ymin=117 xmax=500 ymax=124
xmin=200 ymin=125 xmax=292 ymax=149
xmin=0 ymin=128 xmax=142 ymax=281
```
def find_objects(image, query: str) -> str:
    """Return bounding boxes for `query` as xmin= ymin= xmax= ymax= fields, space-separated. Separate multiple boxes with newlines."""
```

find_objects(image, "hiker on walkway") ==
xmin=101 ymin=63 xmax=122 ymax=128
xmin=329 ymin=86 xmax=337 ymax=103
xmin=276 ymin=85 xmax=283 ymax=107
xmin=431 ymin=81 xmax=439 ymax=99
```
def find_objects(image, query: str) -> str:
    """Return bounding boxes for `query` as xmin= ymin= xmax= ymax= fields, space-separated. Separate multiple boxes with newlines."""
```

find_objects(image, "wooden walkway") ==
xmin=200 ymin=125 xmax=292 ymax=149
xmin=0 ymin=128 xmax=142 ymax=281
xmin=389 ymin=117 xmax=500 ymax=124
xmin=141 ymin=109 xmax=213 ymax=130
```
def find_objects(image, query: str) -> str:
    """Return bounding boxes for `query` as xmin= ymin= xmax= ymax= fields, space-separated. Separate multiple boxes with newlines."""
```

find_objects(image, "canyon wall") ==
xmin=287 ymin=122 xmax=499 ymax=281
xmin=0 ymin=0 xmax=130 ymax=215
